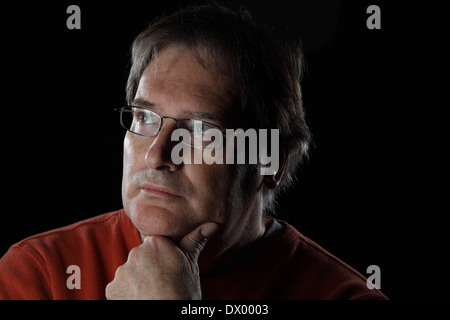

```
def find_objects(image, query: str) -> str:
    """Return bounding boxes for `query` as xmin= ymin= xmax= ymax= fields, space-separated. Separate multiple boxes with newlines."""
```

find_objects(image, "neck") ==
xmin=197 ymin=212 xmax=270 ymax=275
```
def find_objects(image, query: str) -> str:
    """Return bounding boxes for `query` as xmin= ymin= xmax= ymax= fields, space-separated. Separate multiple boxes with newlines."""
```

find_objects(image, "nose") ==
xmin=145 ymin=119 xmax=181 ymax=172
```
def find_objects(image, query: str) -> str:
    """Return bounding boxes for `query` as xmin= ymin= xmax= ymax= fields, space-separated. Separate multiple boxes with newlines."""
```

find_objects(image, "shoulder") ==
xmin=272 ymin=220 xmax=388 ymax=300
xmin=0 ymin=209 xmax=136 ymax=299
xmin=10 ymin=209 xmax=124 ymax=252
xmin=1 ymin=208 xmax=141 ymax=276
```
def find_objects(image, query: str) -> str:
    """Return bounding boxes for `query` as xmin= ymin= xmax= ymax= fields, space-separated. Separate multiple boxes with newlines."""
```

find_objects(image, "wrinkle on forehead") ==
xmin=136 ymin=47 xmax=238 ymax=123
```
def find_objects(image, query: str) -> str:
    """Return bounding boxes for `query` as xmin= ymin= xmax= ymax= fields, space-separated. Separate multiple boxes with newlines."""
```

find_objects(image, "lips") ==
xmin=140 ymin=184 xmax=180 ymax=198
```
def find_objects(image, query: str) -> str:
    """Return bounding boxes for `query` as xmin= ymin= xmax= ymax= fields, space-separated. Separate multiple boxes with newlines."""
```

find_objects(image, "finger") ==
xmin=179 ymin=222 xmax=219 ymax=260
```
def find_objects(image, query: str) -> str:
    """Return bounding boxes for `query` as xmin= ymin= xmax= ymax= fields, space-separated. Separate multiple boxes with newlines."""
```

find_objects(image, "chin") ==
xmin=127 ymin=204 xmax=194 ymax=241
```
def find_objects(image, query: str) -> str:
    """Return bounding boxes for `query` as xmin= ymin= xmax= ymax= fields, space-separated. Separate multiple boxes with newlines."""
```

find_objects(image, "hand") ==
xmin=105 ymin=222 xmax=219 ymax=300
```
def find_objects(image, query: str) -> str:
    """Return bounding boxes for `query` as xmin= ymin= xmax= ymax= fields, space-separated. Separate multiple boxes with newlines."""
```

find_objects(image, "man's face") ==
xmin=122 ymin=47 xmax=262 ymax=243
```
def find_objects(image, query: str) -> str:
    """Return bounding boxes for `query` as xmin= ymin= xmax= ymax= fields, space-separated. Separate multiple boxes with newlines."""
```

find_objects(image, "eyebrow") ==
xmin=131 ymin=98 xmax=227 ymax=124
xmin=184 ymin=110 xmax=226 ymax=123
xmin=131 ymin=98 xmax=161 ymax=112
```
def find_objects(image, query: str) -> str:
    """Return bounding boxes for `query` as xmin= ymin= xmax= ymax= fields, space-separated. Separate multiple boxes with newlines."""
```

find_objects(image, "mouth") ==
xmin=140 ymin=184 xmax=181 ymax=198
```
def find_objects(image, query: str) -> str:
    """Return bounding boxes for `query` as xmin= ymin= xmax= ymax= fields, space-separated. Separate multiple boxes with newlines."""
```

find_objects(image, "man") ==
xmin=0 ymin=4 xmax=387 ymax=299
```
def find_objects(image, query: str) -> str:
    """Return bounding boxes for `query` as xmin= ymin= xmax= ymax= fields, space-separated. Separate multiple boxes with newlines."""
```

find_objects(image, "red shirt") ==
xmin=0 ymin=209 xmax=387 ymax=299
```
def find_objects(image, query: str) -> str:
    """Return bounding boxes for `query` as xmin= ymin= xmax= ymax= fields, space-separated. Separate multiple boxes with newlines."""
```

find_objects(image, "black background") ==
xmin=1 ymin=0 xmax=448 ymax=300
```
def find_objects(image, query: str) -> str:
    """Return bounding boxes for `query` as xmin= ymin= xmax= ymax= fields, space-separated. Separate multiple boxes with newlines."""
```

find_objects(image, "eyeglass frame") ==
xmin=115 ymin=106 xmax=226 ymax=147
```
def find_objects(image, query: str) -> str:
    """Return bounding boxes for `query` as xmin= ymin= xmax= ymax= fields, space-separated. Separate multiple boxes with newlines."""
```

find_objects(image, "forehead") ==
xmin=135 ymin=47 xmax=236 ymax=119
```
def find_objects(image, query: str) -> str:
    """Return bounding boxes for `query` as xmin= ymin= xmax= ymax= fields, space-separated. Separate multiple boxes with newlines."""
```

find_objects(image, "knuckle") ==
xmin=143 ymin=235 xmax=170 ymax=251
xmin=143 ymin=235 xmax=157 ymax=247
xmin=128 ymin=247 xmax=140 ymax=261
xmin=105 ymin=281 xmax=116 ymax=299
xmin=113 ymin=265 xmax=124 ymax=279
xmin=192 ymin=239 xmax=206 ymax=253
xmin=185 ymin=238 xmax=206 ymax=258
xmin=144 ymin=235 xmax=162 ymax=246
xmin=105 ymin=283 xmax=112 ymax=296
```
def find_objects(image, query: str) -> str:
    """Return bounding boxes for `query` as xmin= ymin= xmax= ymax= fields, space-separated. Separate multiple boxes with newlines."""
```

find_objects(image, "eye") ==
xmin=136 ymin=111 xmax=147 ymax=123
xmin=202 ymin=122 xmax=220 ymax=133
xmin=179 ymin=120 xmax=202 ymax=133
xmin=192 ymin=120 xmax=205 ymax=134
xmin=134 ymin=109 xmax=158 ymax=124
xmin=181 ymin=120 xmax=222 ymax=134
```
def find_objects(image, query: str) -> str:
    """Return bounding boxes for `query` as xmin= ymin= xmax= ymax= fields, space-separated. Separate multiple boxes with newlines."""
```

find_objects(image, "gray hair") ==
xmin=126 ymin=4 xmax=311 ymax=215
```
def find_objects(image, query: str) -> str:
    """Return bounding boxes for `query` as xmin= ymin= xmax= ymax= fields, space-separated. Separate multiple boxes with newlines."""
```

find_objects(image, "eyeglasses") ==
xmin=116 ymin=106 xmax=225 ymax=149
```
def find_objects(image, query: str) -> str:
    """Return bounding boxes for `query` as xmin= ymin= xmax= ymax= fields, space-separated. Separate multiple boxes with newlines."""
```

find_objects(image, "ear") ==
xmin=262 ymin=147 xmax=287 ymax=190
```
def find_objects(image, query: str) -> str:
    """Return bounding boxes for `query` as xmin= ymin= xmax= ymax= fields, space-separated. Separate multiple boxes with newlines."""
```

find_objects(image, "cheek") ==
xmin=124 ymin=133 xmax=149 ymax=170
xmin=184 ymin=163 xmax=234 ymax=218
xmin=122 ymin=134 xmax=147 ymax=196
xmin=202 ymin=163 xmax=260 ymax=215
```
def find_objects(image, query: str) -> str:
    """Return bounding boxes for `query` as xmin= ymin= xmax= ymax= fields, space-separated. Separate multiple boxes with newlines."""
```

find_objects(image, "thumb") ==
xmin=179 ymin=222 xmax=219 ymax=260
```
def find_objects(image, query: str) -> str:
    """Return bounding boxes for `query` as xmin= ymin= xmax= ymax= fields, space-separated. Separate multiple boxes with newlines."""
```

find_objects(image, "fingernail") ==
xmin=200 ymin=223 xmax=219 ymax=240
